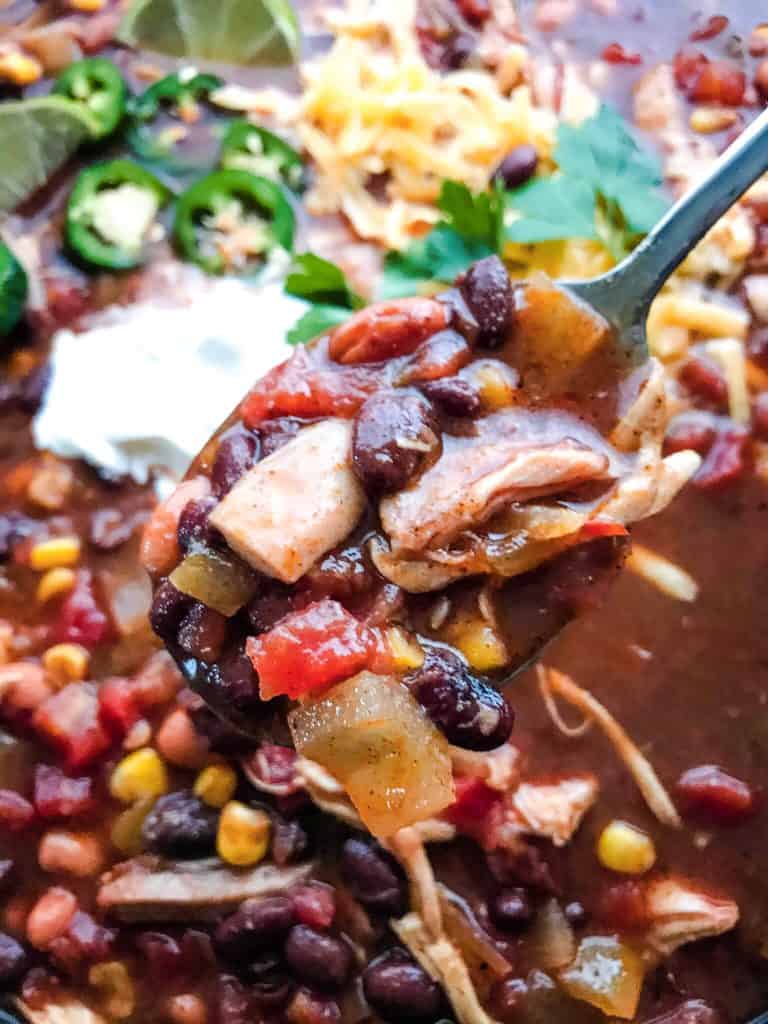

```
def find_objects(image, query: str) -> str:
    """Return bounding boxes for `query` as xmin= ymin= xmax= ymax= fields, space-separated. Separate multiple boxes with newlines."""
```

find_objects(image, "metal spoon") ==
xmin=176 ymin=108 xmax=768 ymax=732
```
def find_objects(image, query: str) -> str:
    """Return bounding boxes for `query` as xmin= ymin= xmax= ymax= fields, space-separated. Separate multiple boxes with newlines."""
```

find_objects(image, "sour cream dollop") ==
xmin=34 ymin=277 xmax=307 ymax=492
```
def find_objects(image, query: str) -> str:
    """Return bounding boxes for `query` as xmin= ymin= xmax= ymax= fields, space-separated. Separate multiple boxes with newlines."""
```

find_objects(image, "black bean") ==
xmin=439 ymin=288 xmax=480 ymax=344
xmin=247 ymin=583 xmax=295 ymax=635
xmin=493 ymin=144 xmax=539 ymax=189
xmin=177 ymin=601 xmax=228 ymax=663
xmin=340 ymin=838 xmax=407 ymax=916
xmin=142 ymin=791 xmax=219 ymax=858
xmin=272 ymin=818 xmax=309 ymax=866
xmin=287 ymin=988 xmax=342 ymax=1024
xmin=408 ymin=646 xmax=514 ymax=750
xmin=362 ymin=948 xmax=443 ymax=1022
xmin=149 ymin=579 xmax=192 ymax=642
xmin=215 ymin=897 xmax=295 ymax=963
xmin=0 ymin=933 xmax=28 ymax=985
xmin=211 ymin=428 xmax=260 ymax=498
xmin=217 ymin=974 xmax=253 ymax=1024
xmin=284 ymin=926 xmax=352 ymax=990
xmin=419 ymin=376 xmax=481 ymax=417
xmin=204 ymin=646 xmax=261 ymax=712
xmin=460 ymin=255 xmax=514 ymax=347
xmin=177 ymin=496 xmax=221 ymax=553
xmin=259 ymin=417 xmax=303 ymax=458
xmin=0 ymin=513 xmax=36 ymax=562
xmin=352 ymin=389 xmax=440 ymax=494
xmin=304 ymin=545 xmax=374 ymax=600
xmin=491 ymin=975 xmax=529 ymax=1021
xmin=564 ymin=901 xmax=588 ymax=928
xmin=489 ymin=887 xmax=534 ymax=930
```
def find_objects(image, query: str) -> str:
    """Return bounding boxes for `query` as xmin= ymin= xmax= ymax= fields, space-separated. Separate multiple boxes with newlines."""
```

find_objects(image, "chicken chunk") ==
xmin=503 ymin=774 xmax=599 ymax=847
xmin=644 ymin=877 xmax=739 ymax=955
xmin=380 ymin=409 xmax=615 ymax=554
xmin=209 ymin=418 xmax=365 ymax=583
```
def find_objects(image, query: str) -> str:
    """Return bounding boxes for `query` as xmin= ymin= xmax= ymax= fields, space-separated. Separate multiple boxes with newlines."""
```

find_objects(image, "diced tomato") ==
xmin=247 ymin=743 xmax=301 ymax=795
xmin=241 ymin=347 xmax=384 ymax=427
xmin=0 ymin=789 xmax=36 ymax=831
xmin=34 ymin=765 xmax=95 ymax=820
xmin=594 ymin=880 xmax=650 ymax=932
xmin=444 ymin=776 xmax=503 ymax=848
xmin=33 ymin=683 xmax=112 ymax=772
xmin=676 ymin=764 xmax=758 ymax=825
xmin=693 ymin=423 xmax=749 ymax=491
xmin=291 ymin=883 xmax=336 ymax=930
xmin=673 ymin=48 xmax=746 ymax=106
xmin=580 ymin=520 xmax=629 ymax=540
xmin=602 ymin=43 xmax=642 ymax=66
xmin=247 ymin=600 xmax=378 ymax=701
xmin=98 ymin=677 xmax=140 ymax=739
xmin=53 ymin=571 xmax=112 ymax=649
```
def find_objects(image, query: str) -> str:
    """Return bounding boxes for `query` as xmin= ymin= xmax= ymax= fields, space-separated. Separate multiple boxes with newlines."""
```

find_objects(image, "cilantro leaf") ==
xmin=285 ymin=252 xmax=363 ymax=309
xmin=505 ymin=177 xmax=598 ymax=243
xmin=438 ymin=180 xmax=505 ymax=251
xmin=286 ymin=303 xmax=354 ymax=346
xmin=379 ymin=224 xmax=493 ymax=299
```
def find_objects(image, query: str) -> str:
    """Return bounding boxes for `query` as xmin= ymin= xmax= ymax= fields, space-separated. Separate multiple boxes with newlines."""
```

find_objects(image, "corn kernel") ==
xmin=454 ymin=620 xmax=509 ymax=672
xmin=110 ymin=797 xmax=155 ymax=856
xmin=42 ymin=643 xmax=90 ymax=686
xmin=217 ymin=801 xmax=270 ymax=866
xmin=194 ymin=763 xmax=237 ymax=809
xmin=386 ymin=627 xmax=425 ymax=671
xmin=597 ymin=820 xmax=656 ymax=876
xmin=29 ymin=537 xmax=81 ymax=571
xmin=89 ymin=961 xmax=135 ymax=1019
xmin=0 ymin=52 xmax=43 ymax=86
xmin=690 ymin=106 xmax=738 ymax=134
xmin=36 ymin=567 xmax=77 ymax=604
xmin=109 ymin=749 xmax=169 ymax=804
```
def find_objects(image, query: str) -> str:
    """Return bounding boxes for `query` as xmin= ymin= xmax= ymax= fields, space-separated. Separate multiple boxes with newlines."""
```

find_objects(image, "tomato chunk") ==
xmin=241 ymin=347 xmax=384 ymax=427
xmin=676 ymin=764 xmax=758 ymax=825
xmin=444 ymin=776 xmax=503 ymax=848
xmin=98 ymin=677 xmax=141 ymax=739
xmin=247 ymin=599 xmax=377 ymax=700
xmin=53 ymin=571 xmax=112 ymax=649
xmin=33 ymin=683 xmax=112 ymax=771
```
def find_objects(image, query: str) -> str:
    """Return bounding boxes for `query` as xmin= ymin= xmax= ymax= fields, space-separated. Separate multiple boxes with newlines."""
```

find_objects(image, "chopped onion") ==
xmin=558 ymin=935 xmax=644 ymax=1019
xmin=528 ymin=898 xmax=576 ymax=971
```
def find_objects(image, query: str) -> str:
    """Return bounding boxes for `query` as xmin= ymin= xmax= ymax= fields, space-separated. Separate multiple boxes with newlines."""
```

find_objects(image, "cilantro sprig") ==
xmin=284 ymin=253 xmax=363 ymax=345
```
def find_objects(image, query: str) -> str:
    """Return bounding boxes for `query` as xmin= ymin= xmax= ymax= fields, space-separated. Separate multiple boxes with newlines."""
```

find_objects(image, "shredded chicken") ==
xmin=17 ymin=1000 xmax=106 ymax=1024
xmin=295 ymin=757 xmax=365 ymax=830
xmin=386 ymin=827 xmax=444 ymax=940
xmin=97 ymin=857 xmax=314 ymax=921
xmin=537 ymin=666 xmax=682 ymax=827
xmin=450 ymin=743 xmax=522 ymax=791
xmin=502 ymin=775 xmax=599 ymax=847
xmin=392 ymin=913 xmax=500 ymax=1024
xmin=644 ymin=877 xmax=739 ymax=955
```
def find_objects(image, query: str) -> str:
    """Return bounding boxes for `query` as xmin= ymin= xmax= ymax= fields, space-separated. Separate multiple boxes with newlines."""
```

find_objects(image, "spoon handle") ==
xmin=574 ymin=106 xmax=768 ymax=337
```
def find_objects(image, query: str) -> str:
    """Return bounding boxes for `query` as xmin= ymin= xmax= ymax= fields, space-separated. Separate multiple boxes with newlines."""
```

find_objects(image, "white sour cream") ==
xmin=33 ymin=276 xmax=307 ymax=491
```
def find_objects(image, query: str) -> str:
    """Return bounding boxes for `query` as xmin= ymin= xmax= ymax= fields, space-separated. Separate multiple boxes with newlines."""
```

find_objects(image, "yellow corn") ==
xmin=194 ymin=763 xmax=237 ymax=809
xmin=0 ymin=52 xmax=42 ymax=86
xmin=29 ymin=537 xmax=81 ymax=571
xmin=42 ymin=643 xmax=90 ymax=686
xmin=597 ymin=820 xmax=656 ymax=876
xmin=454 ymin=620 xmax=509 ymax=672
xmin=89 ymin=962 xmax=135 ymax=1019
xmin=110 ymin=797 xmax=155 ymax=856
xmin=386 ymin=627 xmax=425 ymax=671
xmin=476 ymin=363 xmax=518 ymax=411
xmin=217 ymin=801 xmax=270 ymax=867
xmin=690 ymin=107 xmax=738 ymax=134
xmin=36 ymin=567 xmax=77 ymax=604
xmin=109 ymin=749 xmax=169 ymax=804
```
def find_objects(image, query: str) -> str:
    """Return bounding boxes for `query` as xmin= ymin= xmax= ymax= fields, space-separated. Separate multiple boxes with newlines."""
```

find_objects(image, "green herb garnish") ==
xmin=284 ymin=253 xmax=364 ymax=345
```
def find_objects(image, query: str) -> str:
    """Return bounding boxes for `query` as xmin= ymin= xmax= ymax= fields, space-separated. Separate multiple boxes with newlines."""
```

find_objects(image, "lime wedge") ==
xmin=0 ymin=97 xmax=94 ymax=214
xmin=118 ymin=0 xmax=300 ymax=66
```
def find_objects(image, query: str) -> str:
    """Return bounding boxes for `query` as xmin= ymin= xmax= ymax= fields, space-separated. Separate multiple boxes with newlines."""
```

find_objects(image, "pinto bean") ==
xmin=26 ymin=887 xmax=77 ymax=949
xmin=329 ymin=298 xmax=448 ymax=364
xmin=140 ymin=477 xmax=211 ymax=577
xmin=38 ymin=831 xmax=105 ymax=878
xmin=155 ymin=709 xmax=209 ymax=770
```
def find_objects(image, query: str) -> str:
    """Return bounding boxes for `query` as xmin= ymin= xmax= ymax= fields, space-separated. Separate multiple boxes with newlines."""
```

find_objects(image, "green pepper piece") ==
xmin=173 ymin=169 xmax=295 ymax=275
xmin=66 ymin=159 xmax=171 ymax=271
xmin=0 ymin=243 xmax=28 ymax=336
xmin=126 ymin=70 xmax=223 ymax=169
xmin=53 ymin=57 xmax=127 ymax=141
xmin=220 ymin=120 xmax=304 ymax=192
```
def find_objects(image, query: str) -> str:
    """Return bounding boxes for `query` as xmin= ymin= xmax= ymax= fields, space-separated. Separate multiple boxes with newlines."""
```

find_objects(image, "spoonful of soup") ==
xmin=141 ymin=109 xmax=768 ymax=837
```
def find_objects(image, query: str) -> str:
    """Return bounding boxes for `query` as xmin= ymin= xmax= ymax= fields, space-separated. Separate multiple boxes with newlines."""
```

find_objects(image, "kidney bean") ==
xmin=593 ymin=880 xmax=649 ymax=932
xmin=26 ymin=888 xmax=77 ymax=950
xmin=304 ymin=545 xmax=374 ymax=600
xmin=211 ymin=428 xmax=260 ymax=498
xmin=284 ymin=926 xmax=352 ymax=990
xmin=676 ymin=764 xmax=758 ymax=825
xmin=177 ymin=497 xmax=221 ymax=553
xmin=272 ymin=818 xmax=308 ymax=866
xmin=286 ymin=989 xmax=341 ymax=1024
xmin=38 ymin=830 xmax=105 ymax=877
xmin=142 ymin=791 xmax=219 ymax=859
xmin=679 ymin=354 xmax=728 ymax=406
xmin=340 ymin=838 xmax=407 ymax=916
xmin=459 ymin=255 xmax=514 ymax=347
xmin=155 ymin=708 xmax=209 ymax=769
xmin=398 ymin=329 xmax=473 ymax=384
xmin=215 ymin=896 xmax=295 ymax=963
xmin=408 ymin=646 xmax=514 ymax=750
xmin=329 ymin=298 xmax=448 ymax=364
xmin=177 ymin=602 xmax=228 ymax=663
xmin=663 ymin=411 xmax=718 ymax=456
xmin=419 ymin=376 xmax=481 ymax=416
xmin=693 ymin=423 xmax=749 ymax=490
xmin=352 ymin=390 xmax=440 ymax=494
xmin=258 ymin=417 xmax=303 ymax=458
xmin=493 ymin=144 xmax=539 ymax=189
xmin=362 ymin=948 xmax=443 ymax=1022
xmin=0 ymin=932 xmax=29 ymax=985
xmin=292 ymin=885 xmax=335 ymax=930
xmin=489 ymin=887 xmax=534 ymax=930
